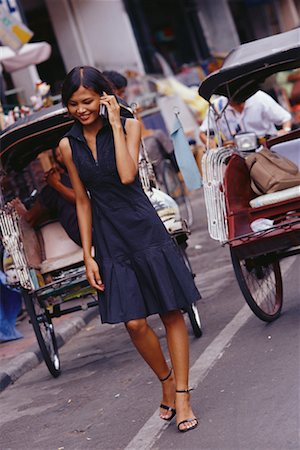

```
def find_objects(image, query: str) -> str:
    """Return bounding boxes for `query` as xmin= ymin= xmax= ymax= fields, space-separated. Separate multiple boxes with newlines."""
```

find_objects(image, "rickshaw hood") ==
xmin=199 ymin=28 xmax=300 ymax=101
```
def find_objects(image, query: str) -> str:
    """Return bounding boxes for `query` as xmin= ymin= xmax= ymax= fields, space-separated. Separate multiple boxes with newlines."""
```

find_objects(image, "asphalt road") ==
xmin=0 ymin=190 xmax=299 ymax=450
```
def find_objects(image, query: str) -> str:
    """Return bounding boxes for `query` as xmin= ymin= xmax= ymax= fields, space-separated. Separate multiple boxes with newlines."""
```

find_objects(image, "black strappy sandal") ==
xmin=176 ymin=389 xmax=198 ymax=433
xmin=159 ymin=368 xmax=176 ymax=422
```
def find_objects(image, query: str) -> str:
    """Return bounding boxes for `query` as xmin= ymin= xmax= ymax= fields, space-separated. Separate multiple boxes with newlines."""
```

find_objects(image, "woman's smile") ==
xmin=78 ymin=113 xmax=92 ymax=121
xmin=68 ymin=86 xmax=101 ymax=124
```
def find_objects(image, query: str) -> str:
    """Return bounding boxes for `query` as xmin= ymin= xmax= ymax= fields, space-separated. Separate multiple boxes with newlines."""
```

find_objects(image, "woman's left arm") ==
xmin=101 ymin=93 xmax=141 ymax=184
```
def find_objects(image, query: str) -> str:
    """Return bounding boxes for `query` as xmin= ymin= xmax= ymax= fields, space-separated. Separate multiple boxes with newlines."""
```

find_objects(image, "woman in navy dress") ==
xmin=60 ymin=66 xmax=199 ymax=433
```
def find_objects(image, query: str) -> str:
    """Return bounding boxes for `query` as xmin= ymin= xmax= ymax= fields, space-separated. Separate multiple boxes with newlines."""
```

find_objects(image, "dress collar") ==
xmin=65 ymin=120 xmax=110 ymax=142
xmin=65 ymin=121 xmax=84 ymax=141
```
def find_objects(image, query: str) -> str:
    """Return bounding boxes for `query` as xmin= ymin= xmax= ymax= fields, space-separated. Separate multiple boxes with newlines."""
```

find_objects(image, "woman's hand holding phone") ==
xmin=99 ymin=103 xmax=108 ymax=119
xmin=100 ymin=92 xmax=120 ymax=126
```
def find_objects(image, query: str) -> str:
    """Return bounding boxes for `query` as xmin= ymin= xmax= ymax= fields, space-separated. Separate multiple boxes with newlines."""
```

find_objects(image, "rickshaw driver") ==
xmin=10 ymin=146 xmax=81 ymax=247
xmin=199 ymin=88 xmax=292 ymax=148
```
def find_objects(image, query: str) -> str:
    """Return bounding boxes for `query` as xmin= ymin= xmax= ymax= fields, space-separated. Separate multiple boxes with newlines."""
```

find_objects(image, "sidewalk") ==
xmin=0 ymin=298 xmax=99 ymax=392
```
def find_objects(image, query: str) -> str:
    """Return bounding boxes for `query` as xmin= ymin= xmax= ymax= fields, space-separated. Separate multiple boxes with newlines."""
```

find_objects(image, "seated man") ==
xmin=199 ymin=89 xmax=292 ymax=148
xmin=11 ymin=146 xmax=81 ymax=247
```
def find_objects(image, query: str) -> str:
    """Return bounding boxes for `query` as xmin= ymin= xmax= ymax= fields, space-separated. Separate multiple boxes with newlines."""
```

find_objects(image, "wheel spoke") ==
xmin=231 ymin=249 xmax=283 ymax=322
xmin=24 ymin=292 xmax=61 ymax=377
xmin=241 ymin=262 xmax=280 ymax=315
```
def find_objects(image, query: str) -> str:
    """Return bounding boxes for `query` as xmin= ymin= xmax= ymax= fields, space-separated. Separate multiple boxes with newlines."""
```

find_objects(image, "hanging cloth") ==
xmin=170 ymin=112 xmax=202 ymax=191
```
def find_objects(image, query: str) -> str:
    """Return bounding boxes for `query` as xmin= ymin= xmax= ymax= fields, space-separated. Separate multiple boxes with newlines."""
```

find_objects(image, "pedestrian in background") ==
xmin=103 ymin=70 xmax=134 ymax=118
xmin=10 ymin=146 xmax=81 ymax=247
xmin=103 ymin=70 xmax=128 ymax=99
xmin=199 ymin=89 xmax=292 ymax=148
xmin=59 ymin=65 xmax=199 ymax=433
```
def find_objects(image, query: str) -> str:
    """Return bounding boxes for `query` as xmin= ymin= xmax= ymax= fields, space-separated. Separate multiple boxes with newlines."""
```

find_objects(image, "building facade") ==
xmin=2 ymin=0 xmax=300 ymax=102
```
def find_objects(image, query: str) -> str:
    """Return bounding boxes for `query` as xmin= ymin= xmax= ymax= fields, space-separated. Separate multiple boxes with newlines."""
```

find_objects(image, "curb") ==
xmin=0 ymin=307 xmax=98 ymax=393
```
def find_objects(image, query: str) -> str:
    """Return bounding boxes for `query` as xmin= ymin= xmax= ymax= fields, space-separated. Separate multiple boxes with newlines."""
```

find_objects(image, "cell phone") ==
xmin=99 ymin=103 xmax=108 ymax=119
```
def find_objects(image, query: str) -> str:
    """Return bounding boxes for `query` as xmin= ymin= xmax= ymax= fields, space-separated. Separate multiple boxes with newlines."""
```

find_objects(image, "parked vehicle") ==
xmin=199 ymin=28 xmax=300 ymax=322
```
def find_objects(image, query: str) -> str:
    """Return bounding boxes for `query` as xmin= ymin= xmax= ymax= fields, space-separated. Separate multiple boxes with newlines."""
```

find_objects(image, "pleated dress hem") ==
xmin=96 ymin=240 xmax=201 ymax=324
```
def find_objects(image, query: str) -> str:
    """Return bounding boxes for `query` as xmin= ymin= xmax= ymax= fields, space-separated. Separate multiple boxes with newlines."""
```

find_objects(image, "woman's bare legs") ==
xmin=125 ymin=318 xmax=175 ymax=420
xmin=160 ymin=310 xmax=197 ymax=431
xmin=125 ymin=312 xmax=197 ymax=430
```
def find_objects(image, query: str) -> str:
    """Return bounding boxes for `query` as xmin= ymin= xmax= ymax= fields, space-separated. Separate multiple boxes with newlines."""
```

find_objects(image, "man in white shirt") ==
xmin=199 ymin=90 xmax=292 ymax=147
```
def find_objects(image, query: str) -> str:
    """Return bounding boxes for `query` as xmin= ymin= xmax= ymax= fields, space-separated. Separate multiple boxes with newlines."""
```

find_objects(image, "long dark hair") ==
xmin=61 ymin=66 xmax=113 ymax=106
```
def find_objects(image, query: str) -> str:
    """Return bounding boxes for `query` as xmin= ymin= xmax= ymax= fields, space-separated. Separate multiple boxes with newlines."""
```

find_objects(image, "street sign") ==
xmin=0 ymin=4 xmax=33 ymax=51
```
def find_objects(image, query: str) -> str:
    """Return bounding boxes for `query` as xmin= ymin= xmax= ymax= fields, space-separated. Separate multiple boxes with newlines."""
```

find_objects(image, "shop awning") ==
xmin=0 ymin=42 xmax=51 ymax=73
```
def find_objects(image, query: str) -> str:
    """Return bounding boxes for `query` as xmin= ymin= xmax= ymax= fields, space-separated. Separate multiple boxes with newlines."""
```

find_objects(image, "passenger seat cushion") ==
xmin=250 ymin=185 xmax=300 ymax=208
xmin=271 ymin=138 xmax=300 ymax=170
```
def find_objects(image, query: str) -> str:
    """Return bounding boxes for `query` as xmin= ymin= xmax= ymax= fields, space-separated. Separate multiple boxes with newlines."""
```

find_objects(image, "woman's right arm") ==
xmin=59 ymin=138 xmax=104 ymax=291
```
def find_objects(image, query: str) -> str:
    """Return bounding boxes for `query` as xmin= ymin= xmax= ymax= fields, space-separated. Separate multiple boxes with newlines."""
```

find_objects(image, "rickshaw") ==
xmin=0 ymin=102 xmax=202 ymax=378
xmin=199 ymin=28 xmax=300 ymax=322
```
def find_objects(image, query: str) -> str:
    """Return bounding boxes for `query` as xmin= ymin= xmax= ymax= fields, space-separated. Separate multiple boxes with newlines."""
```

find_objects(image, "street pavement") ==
xmin=0 ymin=189 xmax=299 ymax=449
xmin=0 ymin=300 xmax=99 ymax=392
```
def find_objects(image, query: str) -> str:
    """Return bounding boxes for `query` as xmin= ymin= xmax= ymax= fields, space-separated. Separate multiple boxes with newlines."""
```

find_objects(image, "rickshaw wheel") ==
xmin=23 ymin=292 xmax=61 ymax=377
xmin=230 ymin=249 xmax=283 ymax=322
xmin=177 ymin=243 xmax=202 ymax=338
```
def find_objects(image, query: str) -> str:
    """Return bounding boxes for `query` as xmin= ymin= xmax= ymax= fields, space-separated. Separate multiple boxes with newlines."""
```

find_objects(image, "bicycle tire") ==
xmin=177 ymin=243 xmax=202 ymax=338
xmin=23 ymin=291 xmax=61 ymax=377
xmin=161 ymin=160 xmax=193 ymax=227
xmin=230 ymin=248 xmax=283 ymax=322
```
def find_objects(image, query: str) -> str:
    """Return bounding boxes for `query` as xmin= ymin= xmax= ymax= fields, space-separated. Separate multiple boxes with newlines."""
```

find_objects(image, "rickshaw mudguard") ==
xmin=198 ymin=28 xmax=300 ymax=101
xmin=228 ymin=223 xmax=300 ymax=260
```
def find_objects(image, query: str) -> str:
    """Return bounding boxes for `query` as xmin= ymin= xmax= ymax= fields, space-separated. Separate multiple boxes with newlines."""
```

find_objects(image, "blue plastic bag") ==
xmin=0 ymin=271 xmax=23 ymax=342
xmin=170 ymin=114 xmax=202 ymax=191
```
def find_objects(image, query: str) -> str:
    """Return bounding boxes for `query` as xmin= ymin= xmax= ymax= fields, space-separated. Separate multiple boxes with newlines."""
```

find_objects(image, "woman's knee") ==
xmin=160 ymin=309 xmax=183 ymax=328
xmin=125 ymin=318 xmax=148 ymax=337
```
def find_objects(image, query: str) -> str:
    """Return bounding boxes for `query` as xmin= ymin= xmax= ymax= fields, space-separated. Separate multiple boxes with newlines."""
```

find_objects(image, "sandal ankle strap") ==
xmin=159 ymin=368 xmax=173 ymax=382
xmin=176 ymin=388 xmax=194 ymax=393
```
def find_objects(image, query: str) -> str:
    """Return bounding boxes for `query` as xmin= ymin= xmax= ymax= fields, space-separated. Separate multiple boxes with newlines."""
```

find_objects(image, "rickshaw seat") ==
xmin=266 ymin=128 xmax=300 ymax=149
xmin=38 ymin=221 xmax=83 ymax=274
xmin=271 ymin=138 xmax=300 ymax=169
xmin=223 ymin=154 xmax=256 ymax=238
xmin=19 ymin=217 xmax=43 ymax=270
xmin=224 ymin=153 xmax=300 ymax=241
xmin=40 ymin=250 xmax=84 ymax=274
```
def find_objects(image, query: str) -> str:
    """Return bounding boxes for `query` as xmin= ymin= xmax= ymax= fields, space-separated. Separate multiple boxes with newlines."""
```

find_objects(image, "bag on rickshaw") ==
xmin=245 ymin=148 xmax=300 ymax=195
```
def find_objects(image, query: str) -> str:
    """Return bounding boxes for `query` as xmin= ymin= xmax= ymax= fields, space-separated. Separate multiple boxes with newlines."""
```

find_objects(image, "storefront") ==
xmin=123 ymin=0 xmax=210 ymax=74
xmin=1 ymin=0 xmax=299 ymax=107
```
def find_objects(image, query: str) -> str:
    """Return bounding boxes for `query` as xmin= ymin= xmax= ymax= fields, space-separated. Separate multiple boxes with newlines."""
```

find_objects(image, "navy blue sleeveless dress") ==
xmin=65 ymin=119 xmax=200 ymax=324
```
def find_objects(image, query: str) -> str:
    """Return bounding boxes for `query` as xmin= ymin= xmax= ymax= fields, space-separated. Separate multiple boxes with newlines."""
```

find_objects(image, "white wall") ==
xmin=197 ymin=0 xmax=240 ymax=55
xmin=72 ymin=0 xmax=144 ymax=72
xmin=45 ymin=0 xmax=144 ymax=74
xmin=45 ymin=0 xmax=93 ymax=71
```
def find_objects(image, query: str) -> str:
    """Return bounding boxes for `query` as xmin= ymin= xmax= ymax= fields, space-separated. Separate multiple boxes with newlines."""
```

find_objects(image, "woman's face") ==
xmin=67 ymin=85 xmax=101 ymax=125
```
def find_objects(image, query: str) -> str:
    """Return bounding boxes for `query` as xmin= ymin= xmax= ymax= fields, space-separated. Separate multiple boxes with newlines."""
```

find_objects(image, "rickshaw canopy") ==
xmin=0 ymin=104 xmax=73 ymax=172
xmin=198 ymin=28 xmax=300 ymax=101
xmin=0 ymin=101 xmax=133 ymax=172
